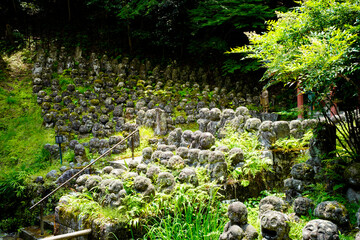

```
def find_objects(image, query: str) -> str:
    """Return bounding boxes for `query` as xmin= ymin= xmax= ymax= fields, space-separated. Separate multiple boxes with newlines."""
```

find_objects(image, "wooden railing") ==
xmin=30 ymin=128 xmax=139 ymax=236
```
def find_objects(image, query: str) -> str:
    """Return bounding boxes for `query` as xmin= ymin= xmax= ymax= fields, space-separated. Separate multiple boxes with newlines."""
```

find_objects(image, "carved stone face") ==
xmin=228 ymin=225 xmax=244 ymax=240
xmin=293 ymin=197 xmax=313 ymax=216
xmin=260 ymin=211 xmax=290 ymax=240
xmin=314 ymin=201 xmax=348 ymax=226
xmin=262 ymin=90 xmax=269 ymax=98
xmin=227 ymin=202 xmax=248 ymax=226
xmin=302 ymin=219 xmax=339 ymax=240
xmin=219 ymin=225 xmax=244 ymax=240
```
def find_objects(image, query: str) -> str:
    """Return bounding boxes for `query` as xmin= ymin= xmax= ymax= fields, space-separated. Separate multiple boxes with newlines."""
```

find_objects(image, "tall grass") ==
xmin=144 ymin=202 xmax=226 ymax=240
xmin=0 ymin=83 xmax=54 ymax=171
xmin=0 ymin=55 xmax=58 ymax=231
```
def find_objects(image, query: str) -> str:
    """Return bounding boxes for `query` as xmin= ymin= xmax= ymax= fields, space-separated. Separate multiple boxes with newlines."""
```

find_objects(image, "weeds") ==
xmin=216 ymin=129 xmax=272 ymax=186
xmin=273 ymin=130 xmax=313 ymax=152
xmin=144 ymin=201 xmax=227 ymax=240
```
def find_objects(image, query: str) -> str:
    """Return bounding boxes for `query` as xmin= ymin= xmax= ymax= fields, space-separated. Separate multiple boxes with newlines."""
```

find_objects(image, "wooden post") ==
xmin=297 ymin=87 xmax=304 ymax=119
xmin=330 ymin=87 xmax=338 ymax=117
xmin=40 ymin=206 xmax=44 ymax=236
xmin=330 ymin=103 xmax=338 ymax=117
xmin=131 ymin=136 xmax=134 ymax=161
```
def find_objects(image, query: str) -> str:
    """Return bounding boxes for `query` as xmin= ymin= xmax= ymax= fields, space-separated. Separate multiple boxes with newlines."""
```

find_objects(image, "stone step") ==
xmin=19 ymin=226 xmax=52 ymax=240
xmin=41 ymin=215 xmax=58 ymax=233
xmin=19 ymin=214 xmax=60 ymax=240
xmin=0 ymin=232 xmax=22 ymax=240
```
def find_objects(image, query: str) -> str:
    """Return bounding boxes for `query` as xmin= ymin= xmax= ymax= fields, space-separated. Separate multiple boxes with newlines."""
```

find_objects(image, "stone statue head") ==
xmin=293 ymin=197 xmax=313 ymax=216
xmin=227 ymin=202 xmax=248 ymax=226
xmin=302 ymin=219 xmax=339 ymax=240
xmin=219 ymin=225 xmax=244 ymax=240
xmin=260 ymin=211 xmax=290 ymax=240
xmin=262 ymin=90 xmax=269 ymax=98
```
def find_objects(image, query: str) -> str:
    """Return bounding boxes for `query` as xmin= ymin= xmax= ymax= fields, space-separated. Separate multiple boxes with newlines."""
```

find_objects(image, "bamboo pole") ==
xmin=30 ymin=128 xmax=139 ymax=210
xmin=40 ymin=229 xmax=91 ymax=240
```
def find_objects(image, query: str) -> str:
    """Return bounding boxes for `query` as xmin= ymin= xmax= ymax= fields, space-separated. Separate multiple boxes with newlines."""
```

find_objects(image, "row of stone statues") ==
xmin=220 ymin=200 xmax=343 ymax=240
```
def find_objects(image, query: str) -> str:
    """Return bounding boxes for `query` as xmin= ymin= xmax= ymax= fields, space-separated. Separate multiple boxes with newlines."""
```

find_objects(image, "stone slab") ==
xmin=19 ymin=226 xmax=52 ymax=240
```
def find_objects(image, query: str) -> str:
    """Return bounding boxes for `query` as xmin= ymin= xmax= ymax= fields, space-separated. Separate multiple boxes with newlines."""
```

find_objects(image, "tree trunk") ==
xmin=67 ymin=0 xmax=71 ymax=22
xmin=127 ymin=23 xmax=133 ymax=54
xmin=5 ymin=24 xmax=14 ymax=45
xmin=12 ymin=0 xmax=17 ymax=13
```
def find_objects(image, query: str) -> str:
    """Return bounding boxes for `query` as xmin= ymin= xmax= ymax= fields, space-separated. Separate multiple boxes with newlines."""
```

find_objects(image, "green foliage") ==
xmin=325 ymin=108 xmax=360 ymax=162
xmin=303 ymin=181 xmax=360 ymax=227
xmin=273 ymin=130 xmax=313 ymax=152
xmin=0 ymin=79 xmax=54 ymax=170
xmin=77 ymin=85 xmax=92 ymax=94
xmin=222 ymin=58 xmax=262 ymax=74
xmin=144 ymin=201 xmax=227 ymax=240
xmin=275 ymin=108 xmax=300 ymax=121
xmin=188 ymin=0 xmax=292 ymax=62
xmin=232 ymin=0 xmax=360 ymax=103
xmin=116 ymin=0 xmax=159 ymax=21
xmin=0 ymin=52 xmax=62 ymax=231
xmin=216 ymin=129 xmax=272 ymax=186
xmin=60 ymin=182 xmax=225 ymax=238
xmin=58 ymin=71 xmax=75 ymax=91
xmin=0 ymin=169 xmax=29 ymax=199
xmin=190 ymin=0 xmax=275 ymax=30
xmin=0 ymin=69 xmax=6 ymax=82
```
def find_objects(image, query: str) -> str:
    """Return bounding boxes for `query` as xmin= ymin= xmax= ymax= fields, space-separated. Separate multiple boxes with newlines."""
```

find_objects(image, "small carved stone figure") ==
xmin=260 ymin=211 xmax=290 ymax=240
xmin=178 ymin=168 xmax=198 ymax=186
xmin=219 ymin=225 xmax=244 ymax=240
xmin=134 ymin=176 xmax=155 ymax=199
xmin=302 ymin=219 xmax=339 ymax=240
xmin=314 ymin=201 xmax=349 ymax=227
xmin=156 ymin=172 xmax=175 ymax=194
xmin=293 ymin=197 xmax=314 ymax=217
xmin=356 ymin=232 xmax=360 ymax=240
xmin=259 ymin=196 xmax=287 ymax=217
xmin=260 ymin=90 xmax=269 ymax=113
xmin=258 ymin=121 xmax=276 ymax=150
xmin=219 ymin=202 xmax=258 ymax=240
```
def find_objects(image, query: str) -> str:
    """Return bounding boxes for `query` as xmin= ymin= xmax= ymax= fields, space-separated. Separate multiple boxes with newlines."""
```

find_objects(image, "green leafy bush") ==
xmin=216 ymin=129 xmax=272 ymax=186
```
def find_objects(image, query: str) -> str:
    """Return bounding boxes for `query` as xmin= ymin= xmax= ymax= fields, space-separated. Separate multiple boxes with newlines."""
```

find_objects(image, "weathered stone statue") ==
xmin=219 ymin=202 xmax=258 ymax=240
xmin=260 ymin=211 xmax=290 ymax=240
xmin=259 ymin=196 xmax=287 ymax=217
xmin=313 ymin=201 xmax=349 ymax=227
xmin=293 ymin=197 xmax=314 ymax=217
xmin=134 ymin=176 xmax=155 ymax=199
xmin=260 ymin=90 xmax=270 ymax=113
xmin=302 ymin=219 xmax=339 ymax=240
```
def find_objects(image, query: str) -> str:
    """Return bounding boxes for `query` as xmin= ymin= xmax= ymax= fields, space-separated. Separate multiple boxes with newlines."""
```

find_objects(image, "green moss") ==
xmin=0 ymin=82 xmax=54 ymax=171
xmin=58 ymin=75 xmax=74 ymax=91
xmin=60 ymin=108 xmax=69 ymax=114
xmin=90 ymin=99 xmax=100 ymax=106
xmin=175 ymin=122 xmax=199 ymax=132
xmin=94 ymin=79 xmax=103 ymax=86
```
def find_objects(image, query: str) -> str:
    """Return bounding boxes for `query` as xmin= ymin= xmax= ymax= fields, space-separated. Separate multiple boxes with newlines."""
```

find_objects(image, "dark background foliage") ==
xmin=1 ymin=0 xmax=295 ymax=67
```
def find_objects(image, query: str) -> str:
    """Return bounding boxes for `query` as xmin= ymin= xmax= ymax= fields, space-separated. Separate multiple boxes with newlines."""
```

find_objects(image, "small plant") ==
xmin=216 ymin=128 xmax=272 ymax=186
xmin=6 ymin=95 xmax=17 ymax=104
xmin=275 ymin=108 xmax=301 ymax=121
xmin=144 ymin=201 xmax=227 ymax=240
xmin=77 ymin=86 xmax=92 ymax=94
xmin=272 ymin=130 xmax=313 ymax=152
xmin=58 ymin=74 xmax=74 ymax=91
